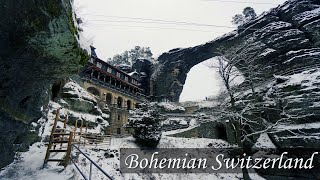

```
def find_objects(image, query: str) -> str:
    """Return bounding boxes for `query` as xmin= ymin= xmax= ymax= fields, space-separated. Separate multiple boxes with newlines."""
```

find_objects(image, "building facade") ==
xmin=81 ymin=52 xmax=145 ymax=134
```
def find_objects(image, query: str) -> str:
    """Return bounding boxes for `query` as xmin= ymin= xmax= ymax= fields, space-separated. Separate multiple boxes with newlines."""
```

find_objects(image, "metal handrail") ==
xmin=71 ymin=144 xmax=114 ymax=180
xmin=70 ymin=158 xmax=88 ymax=180
xmin=82 ymin=76 xmax=145 ymax=101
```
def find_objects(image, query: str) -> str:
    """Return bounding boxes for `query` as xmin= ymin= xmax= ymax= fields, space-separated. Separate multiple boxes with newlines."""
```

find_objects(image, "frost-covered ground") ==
xmin=0 ymin=80 xmax=268 ymax=180
xmin=0 ymin=142 xmax=75 ymax=180
xmin=156 ymin=102 xmax=186 ymax=112
xmin=73 ymin=136 xmax=265 ymax=180
xmin=0 ymin=125 xmax=265 ymax=180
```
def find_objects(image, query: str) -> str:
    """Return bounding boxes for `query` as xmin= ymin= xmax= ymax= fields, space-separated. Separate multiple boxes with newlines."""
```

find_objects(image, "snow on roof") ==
xmin=128 ymin=70 xmax=139 ymax=76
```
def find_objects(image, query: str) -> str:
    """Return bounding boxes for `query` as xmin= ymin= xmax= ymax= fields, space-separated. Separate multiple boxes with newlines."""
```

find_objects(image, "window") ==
xmin=118 ymin=114 xmax=121 ymax=121
xmin=107 ymin=67 xmax=112 ymax=73
xmin=125 ymin=76 xmax=128 ymax=82
xmin=116 ymin=72 xmax=121 ymax=78
xmin=97 ymin=62 xmax=102 ymax=68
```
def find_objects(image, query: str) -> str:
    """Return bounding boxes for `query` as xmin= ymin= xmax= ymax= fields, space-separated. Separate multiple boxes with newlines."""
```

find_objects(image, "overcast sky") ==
xmin=75 ymin=0 xmax=286 ymax=102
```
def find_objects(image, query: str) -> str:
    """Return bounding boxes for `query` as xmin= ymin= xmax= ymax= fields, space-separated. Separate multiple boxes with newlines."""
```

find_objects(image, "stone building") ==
xmin=81 ymin=47 xmax=145 ymax=134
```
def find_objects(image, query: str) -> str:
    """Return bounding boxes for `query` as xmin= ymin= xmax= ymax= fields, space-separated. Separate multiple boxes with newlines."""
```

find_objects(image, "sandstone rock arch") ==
xmin=151 ymin=0 xmax=320 ymax=102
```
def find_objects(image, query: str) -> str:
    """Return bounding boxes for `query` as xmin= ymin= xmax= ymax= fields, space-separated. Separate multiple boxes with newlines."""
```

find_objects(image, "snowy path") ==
xmin=0 ymin=135 xmax=265 ymax=180
xmin=0 ymin=142 xmax=75 ymax=180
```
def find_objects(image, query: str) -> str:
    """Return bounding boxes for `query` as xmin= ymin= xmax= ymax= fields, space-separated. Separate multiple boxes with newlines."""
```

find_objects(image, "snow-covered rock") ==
xmin=157 ymin=102 xmax=185 ymax=113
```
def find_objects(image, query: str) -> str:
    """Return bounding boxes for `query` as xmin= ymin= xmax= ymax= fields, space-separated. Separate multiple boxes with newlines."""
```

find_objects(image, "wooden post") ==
xmin=74 ymin=120 xmax=78 ymax=140
xmin=84 ymin=123 xmax=88 ymax=147
xmin=79 ymin=120 xmax=83 ymax=144
xmin=63 ymin=113 xmax=68 ymax=130
xmin=52 ymin=108 xmax=61 ymax=133
xmin=64 ymin=131 xmax=74 ymax=168
xmin=61 ymin=113 xmax=68 ymax=147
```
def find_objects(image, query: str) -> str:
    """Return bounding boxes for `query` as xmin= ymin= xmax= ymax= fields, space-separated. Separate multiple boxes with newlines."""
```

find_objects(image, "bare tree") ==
xmin=205 ymin=57 xmax=242 ymax=107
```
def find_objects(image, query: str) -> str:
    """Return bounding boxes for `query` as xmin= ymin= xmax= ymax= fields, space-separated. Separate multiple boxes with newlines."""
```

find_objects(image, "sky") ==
xmin=75 ymin=0 xmax=287 ymax=102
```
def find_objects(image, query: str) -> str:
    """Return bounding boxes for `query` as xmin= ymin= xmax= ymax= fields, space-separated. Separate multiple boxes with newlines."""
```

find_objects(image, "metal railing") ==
xmin=82 ymin=76 xmax=145 ymax=101
xmin=71 ymin=144 xmax=114 ymax=180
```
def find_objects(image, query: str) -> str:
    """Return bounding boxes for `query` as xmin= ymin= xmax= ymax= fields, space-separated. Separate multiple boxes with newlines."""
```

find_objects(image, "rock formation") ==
xmin=151 ymin=0 xmax=320 ymax=149
xmin=152 ymin=0 xmax=320 ymax=102
xmin=0 ymin=0 xmax=89 ymax=168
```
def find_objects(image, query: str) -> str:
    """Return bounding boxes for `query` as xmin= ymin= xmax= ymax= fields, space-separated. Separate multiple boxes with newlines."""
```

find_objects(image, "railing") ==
xmin=71 ymin=144 xmax=114 ymax=180
xmin=162 ymin=124 xmax=189 ymax=132
xmin=74 ymin=134 xmax=112 ymax=147
xmin=82 ymin=76 xmax=145 ymax=101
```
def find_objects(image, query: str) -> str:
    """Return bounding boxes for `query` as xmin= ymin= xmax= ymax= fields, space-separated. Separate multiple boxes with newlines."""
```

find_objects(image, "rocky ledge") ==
xmin=151 ymin=0 xmax=320 ymax=149
xmin=0 ymin=0 xmax=89 ymax=168
xmin=152 ymin=0 xmax=320 ymax=102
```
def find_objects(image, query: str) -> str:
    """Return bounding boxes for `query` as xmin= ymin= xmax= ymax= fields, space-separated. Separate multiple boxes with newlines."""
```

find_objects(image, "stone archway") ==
xmin=106 ymin=93 xmax=113 ymax=105
xmin=87 ymin=87 xmax=100 ymax=97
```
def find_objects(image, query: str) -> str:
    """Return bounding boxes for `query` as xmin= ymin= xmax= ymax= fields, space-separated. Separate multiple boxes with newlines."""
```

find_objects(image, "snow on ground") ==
xmin=63 ymin=81 xmax=97 ymax=102
xmin=162 ymin=117 xmax=188 ymax=125
xmin=0 ymin=127 xmax=265 ymax=180
xmin=0 ymin=143 xmax=75 ymax=180
xmin=0 ymin=98 xmax=110 ymax=180
xmin=163 ymin=125 xmax=199 ymax=136
xmin=196 ymin=100 xmax=219 ymax=108
xmin=75 ymin=136 xmax=264 ymax=180
xmin=0 ymin=98 xmax=266 ymax=180
xmin=252 ymin=133 xmax=277 ymax=149
xmin=157 ymin=102 xmax=185 ymax=112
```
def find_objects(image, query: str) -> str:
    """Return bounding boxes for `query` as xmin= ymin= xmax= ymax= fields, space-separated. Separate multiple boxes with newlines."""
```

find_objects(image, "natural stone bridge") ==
xmin=151 ymin=0 xmax=320 ymax=102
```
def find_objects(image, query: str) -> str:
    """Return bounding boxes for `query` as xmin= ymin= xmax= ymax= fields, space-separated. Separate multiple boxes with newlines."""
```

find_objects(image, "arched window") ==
xmin=117 ymin=96 xmax=123 ymax=108
xmin=106 ymin=93 xmax=113 ymax=105
xmin=87 ymin=87 xmax=100 ymax=97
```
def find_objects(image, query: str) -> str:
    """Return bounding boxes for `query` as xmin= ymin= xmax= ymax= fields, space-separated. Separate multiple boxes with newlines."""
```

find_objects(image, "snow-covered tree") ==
xmin=108 ymin=46 xmax=155 ymax=67
xmin=243 ymin=7 xmax=257 ymax=20
xmin=126 ymin=102 xmax=164 ymax=147
xmin=232 ymin=14 xmax=246 ymax=26
xmin=232 ymin=7 xmax=257 ymax=26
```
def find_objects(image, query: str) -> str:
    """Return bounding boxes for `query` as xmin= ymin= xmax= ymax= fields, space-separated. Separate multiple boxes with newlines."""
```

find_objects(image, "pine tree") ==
xmin=231 ymin=7 xmax=257 ymax=26
xmin=126 ymin=103 xmax=163 ymax=147
xmin=108 ymin=46 xmax=155 ymax=66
